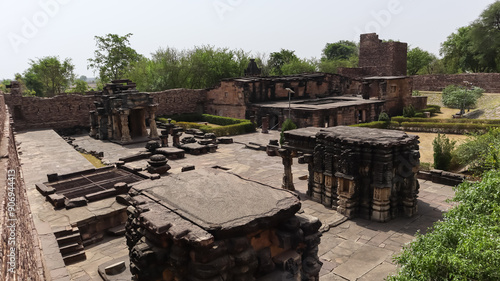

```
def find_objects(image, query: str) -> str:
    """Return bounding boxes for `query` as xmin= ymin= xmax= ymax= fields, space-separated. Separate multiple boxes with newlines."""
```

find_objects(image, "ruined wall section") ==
xmin=4 ymin=94 xmax=95 ymax=131
xmin=205 ymin=81 xmax=247 ymax=119
xmin=412 ymin=73 xmax=500 ymax=93
xmin=358 ymin=33 xmax=407 ymax=77
xmin=0 ymin=93 xmax=45 ymax=280
xmin=5 ymin=89 xmax=207 ymax=131
xmin=150 ymin=89 xmax=207 ymax=116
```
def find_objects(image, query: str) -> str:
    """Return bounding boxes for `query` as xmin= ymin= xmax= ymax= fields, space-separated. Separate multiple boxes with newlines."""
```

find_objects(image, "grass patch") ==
xmin=80 ymin=153 xmax=106 ymax=168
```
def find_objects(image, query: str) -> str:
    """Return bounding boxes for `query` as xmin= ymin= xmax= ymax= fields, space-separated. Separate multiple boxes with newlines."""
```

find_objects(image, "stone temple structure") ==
xmin=89 ymin=79 xmax=159 ymax=144
xmin=283 ymin=126 xmax=420 ymax=222
xmin=124 ymin=168 xmax=323 ymax=281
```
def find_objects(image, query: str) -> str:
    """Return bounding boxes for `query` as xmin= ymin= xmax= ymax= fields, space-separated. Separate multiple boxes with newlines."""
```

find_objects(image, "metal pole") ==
xmin=288 ymin=91 xmax=291 ymax=119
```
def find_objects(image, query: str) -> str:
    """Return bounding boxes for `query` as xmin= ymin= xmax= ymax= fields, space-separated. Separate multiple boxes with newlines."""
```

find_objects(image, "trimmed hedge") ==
xmin=401 ymin=122 xmax=499 ymax=131
xmin=158 ymin=114 xmax=256 ymax=137
xmin=350 ymin=121 xmax=399 ymax=129
xmin=392 ymin=116 xmax=500 ymax=125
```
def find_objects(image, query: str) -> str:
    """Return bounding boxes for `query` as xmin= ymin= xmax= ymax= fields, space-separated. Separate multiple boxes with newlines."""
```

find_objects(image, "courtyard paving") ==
xmin=16 ymin=129 xmax=456 ymax=281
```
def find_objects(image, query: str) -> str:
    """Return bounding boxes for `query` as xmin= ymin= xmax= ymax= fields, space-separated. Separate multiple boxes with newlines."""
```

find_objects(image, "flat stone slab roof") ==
xmin=131 ymin=168 xmax=301 ymax=237
xmin=318 ymin=126 xmax=418 ymax=146
xmin=253 ymin=96 xmax=384 ymax=110
xmin=286 ymin=126 xmax=418 ymax=147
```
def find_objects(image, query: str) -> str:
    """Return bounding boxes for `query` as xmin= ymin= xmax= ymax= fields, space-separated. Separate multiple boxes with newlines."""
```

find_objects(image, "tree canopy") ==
xmin=441 ymin=84 xmax=484 ymax=115
xmin=127 ymin=46 xmax=250 ymax=91
xmin=440 ymin=2 xmax=500 ymax=73
xmin=321 ymin=40 xmax=358 ymax=61
xmin=24 ymin=56 xmax=75 ymax=96
xmin=267 ymin=49 xmax=299 ymax=76
xmin=407 ymin=47 xmax=436 ymax=75
xmin=88 ymin=33 xmax=141 ymax=85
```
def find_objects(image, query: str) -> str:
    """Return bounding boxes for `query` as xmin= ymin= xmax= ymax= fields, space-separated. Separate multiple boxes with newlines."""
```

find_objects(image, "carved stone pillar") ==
xmin=359 ymin=145 xmax=372 ymax=219
xmin=120 ymin=110 xmax=132 ymax=143
xmin=279 ymin=148 xmax=295 ymax=191
xmin=89 ymin=111 xmax=98 ymax=138
xmin=148 ymin=105 xmax=159 ymax=139
xmin=371 ymin=146 xmax=393 ymax=222
xmin=160 ymin=130 xmax=169 ymax=147
xmin=261 ymin=116 xmax=269 ymax=134
xmin=107 ymin=115 xmax=113 ymax=141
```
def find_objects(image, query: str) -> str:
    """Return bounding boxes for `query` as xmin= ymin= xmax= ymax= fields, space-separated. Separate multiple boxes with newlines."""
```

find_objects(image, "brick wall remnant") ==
xmin=412 ymin=73 xmax=500 ymax=93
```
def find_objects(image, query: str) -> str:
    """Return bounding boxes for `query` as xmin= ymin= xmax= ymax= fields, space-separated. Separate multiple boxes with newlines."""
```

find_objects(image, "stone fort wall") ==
xmin=3 ymin=89 xmax=206 ymax=131
xmin=0 ymin=94 xmax=45 ymax=280
xmin=413 ymin=73 xmax=500 ymax=93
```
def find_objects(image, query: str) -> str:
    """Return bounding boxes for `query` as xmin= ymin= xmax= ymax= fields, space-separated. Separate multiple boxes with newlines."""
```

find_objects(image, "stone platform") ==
xmin=15 ymin=129 xmax=457 ymax=280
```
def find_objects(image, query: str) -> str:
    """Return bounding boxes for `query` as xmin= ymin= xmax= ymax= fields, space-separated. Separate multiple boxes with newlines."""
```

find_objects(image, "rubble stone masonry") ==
xmin=0 ymin=93 xmax=45 ymax=280
xmin=4 ymin=89 xmax=206 ymax=131
xmin=412 ymin=73 xmax=500 ymax=93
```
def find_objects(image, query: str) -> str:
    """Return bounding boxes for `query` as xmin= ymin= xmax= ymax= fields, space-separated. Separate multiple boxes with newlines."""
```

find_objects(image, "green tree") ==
xmin=71 ymin=79 xmax=89 ymax=93
xmin=407 ymin=47 xmax=435 ymax=75
xmin=469 ymin=1 xmax=500 ymax=72
xmin=281 ymin=58 xmax=317 ymax=75
xmin=24 ymin=56 xmax=75 ymax=96
xmin=440 ymin=26 xmax=484 ymax=73
xmin=127 ymin=46 xmax=250 ymax=91
xmin=442 ymin=84 xmax=484 ymax=115
xmin=322 ymin=40 xmax=358 ymax=61
xmin=432 ymin=133 xmax=456 ymax=170
xmin=268 ymin=49 xmax=299 ymax=76
xmin=88 ymin=33 xmax=141 ymax=84
xmin=280 ymin=118 xmax=297 ymax=145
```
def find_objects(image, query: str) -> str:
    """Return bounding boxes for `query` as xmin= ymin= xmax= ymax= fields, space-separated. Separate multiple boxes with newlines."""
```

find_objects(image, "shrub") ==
xmin=454 ymin=128 xmax=500 ymax=174
xmin=412 ymin=90 xmax=422 ymax=96
xmin=378 ymin=112 xmax=390 ymax=122
xmin=442 ymin=84 xmax=484 ymax=114
xmin=158 ymin=114 xmax=255 ymax=137
xmin=403 ymin=104 xmax=416 ymax=117
xmin=280 ymin=119 xmax=297 ymax=145
xmin=432 ymin=133 xmax=456 ymax=170
xmin=389 ymin=170 xmax=500 ymax=280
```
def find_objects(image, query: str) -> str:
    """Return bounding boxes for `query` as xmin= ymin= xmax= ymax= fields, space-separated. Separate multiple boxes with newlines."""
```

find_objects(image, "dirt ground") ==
xmin=422 ymin=91 xmax=500 ymax=119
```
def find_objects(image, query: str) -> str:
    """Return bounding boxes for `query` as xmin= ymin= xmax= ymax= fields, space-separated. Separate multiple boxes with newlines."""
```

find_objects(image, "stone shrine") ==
xmin=123 ymin=168 xmax=323 ymax=281
xmin=283 ymin=126 xmax=420 ymax=222
xmin=89 ymin=79 xmax=159 ymax=144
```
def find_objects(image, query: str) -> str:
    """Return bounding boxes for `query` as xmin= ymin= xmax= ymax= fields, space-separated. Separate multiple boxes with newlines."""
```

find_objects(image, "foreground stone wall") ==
xmin=0 ymin=93 xmax=45 ymax=280
xmin=412 ymin=73 xmax=500 ymax=93
xmin=4 ymin=89 xmax=206 ymax=131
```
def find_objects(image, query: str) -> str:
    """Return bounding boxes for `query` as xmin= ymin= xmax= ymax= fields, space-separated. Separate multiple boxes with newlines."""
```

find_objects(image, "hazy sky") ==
xmin=0 ymin=0 xmax=497 ymax=79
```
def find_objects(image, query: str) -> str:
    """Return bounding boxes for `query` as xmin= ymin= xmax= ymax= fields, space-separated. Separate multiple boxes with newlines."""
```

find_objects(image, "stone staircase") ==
xmin=53 ymin=226 xmax=86 ymax=265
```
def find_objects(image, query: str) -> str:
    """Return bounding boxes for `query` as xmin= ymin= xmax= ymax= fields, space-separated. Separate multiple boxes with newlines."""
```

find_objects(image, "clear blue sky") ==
xmin=0 ymin=0 xmax=497 ymax=79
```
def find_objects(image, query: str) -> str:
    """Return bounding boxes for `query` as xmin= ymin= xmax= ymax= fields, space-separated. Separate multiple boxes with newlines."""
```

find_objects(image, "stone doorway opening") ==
xmin=129 ymin=108 xmax=147 ymax=138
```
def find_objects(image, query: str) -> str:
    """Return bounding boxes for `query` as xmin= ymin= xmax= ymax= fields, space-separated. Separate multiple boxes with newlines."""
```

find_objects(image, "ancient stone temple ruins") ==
xmin=124 ymin=168 xmax=323 ymax=280
xmin=282 ymin=126 xmax=420 ymax=222
xmin=89 ymin=79 xmax=159 ymax=144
